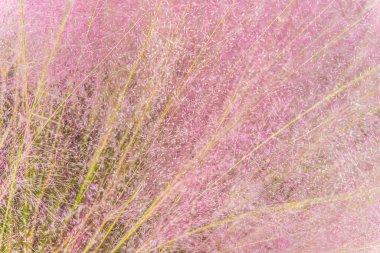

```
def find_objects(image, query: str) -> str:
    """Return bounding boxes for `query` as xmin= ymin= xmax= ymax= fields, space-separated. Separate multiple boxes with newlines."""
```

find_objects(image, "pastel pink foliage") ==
xmin=0 ymin=0 xmax=379 ymax=252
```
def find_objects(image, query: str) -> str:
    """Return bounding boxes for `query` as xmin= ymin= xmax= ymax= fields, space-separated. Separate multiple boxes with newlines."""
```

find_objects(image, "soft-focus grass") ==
xmin=0 ymin=0 xmax=380 ymax=252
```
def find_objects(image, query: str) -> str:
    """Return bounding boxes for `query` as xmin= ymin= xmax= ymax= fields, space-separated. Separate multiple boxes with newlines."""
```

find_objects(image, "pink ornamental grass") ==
xmin=0 ymin=0 xmax=379 ymax=252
